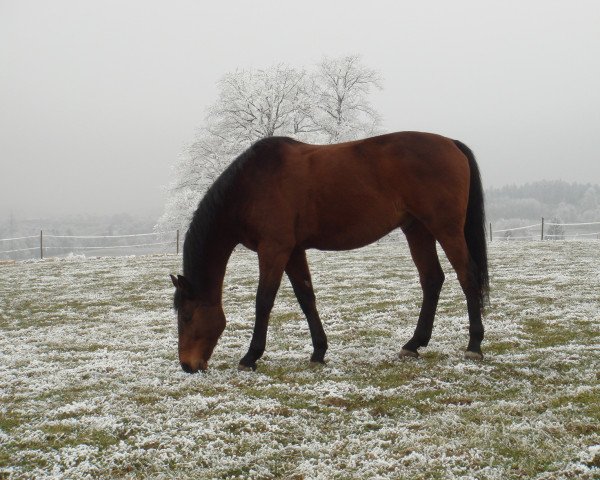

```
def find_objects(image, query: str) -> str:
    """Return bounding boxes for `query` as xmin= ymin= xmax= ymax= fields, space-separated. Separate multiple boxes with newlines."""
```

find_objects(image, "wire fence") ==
xmin=490 ymin=218 xmax=600 ymax=241
xmin=0 ymin=230 xmax=180 ymax=260
xmin=1 ymin=218 xmax=599 ymax=261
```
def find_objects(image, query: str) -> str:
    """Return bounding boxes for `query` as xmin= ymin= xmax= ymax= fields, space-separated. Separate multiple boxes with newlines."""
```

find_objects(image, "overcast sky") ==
xmin=1 ymin=0 xmax=599 ymax=219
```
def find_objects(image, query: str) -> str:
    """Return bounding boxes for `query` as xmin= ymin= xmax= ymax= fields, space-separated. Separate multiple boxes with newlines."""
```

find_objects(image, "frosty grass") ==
xmin=1 ymin=241 xmax=598 ymax=479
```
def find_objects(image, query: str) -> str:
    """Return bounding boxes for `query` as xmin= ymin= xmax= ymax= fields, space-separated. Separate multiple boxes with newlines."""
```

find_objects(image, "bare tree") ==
xmin=310 ymin=55 xmax=383 ymax=143
xmin=207 ymin=65 xmax=311 ymax=146
xmin=156 ymin=56 xmax=384 ymax=231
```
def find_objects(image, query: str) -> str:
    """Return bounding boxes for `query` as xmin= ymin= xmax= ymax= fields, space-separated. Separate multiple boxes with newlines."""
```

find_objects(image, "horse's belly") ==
xmin=301 ymin=203 xmax=408 ymax=251
xmin=307 ymin=231 xmax=393 ymax=251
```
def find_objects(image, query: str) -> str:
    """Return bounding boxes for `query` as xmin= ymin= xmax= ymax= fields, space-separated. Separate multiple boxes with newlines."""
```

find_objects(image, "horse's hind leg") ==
xmin=285 ymin=248 xmax=328 ymax=364
xmin=435 ymin=231 xmax=485 ymax=360
xmin=400 ymin=221 xmax=445 ymax=358
xmin=239 ymin=244 xmax=292 ymax=371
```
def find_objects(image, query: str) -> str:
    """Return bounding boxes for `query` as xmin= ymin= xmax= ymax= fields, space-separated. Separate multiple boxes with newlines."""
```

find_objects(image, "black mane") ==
xmin=174 ymin=137 xmax=297 ymax=310
xmin=175 ymin=153 xmax=247 ymax=310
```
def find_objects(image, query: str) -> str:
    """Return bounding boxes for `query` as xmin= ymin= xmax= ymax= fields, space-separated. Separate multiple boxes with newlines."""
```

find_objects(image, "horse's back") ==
xmin=236 ymin=132 xmax=471 ymax=251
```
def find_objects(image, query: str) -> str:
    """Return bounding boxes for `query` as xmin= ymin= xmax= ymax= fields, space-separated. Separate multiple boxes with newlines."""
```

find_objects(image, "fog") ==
xmin=1 ymin=0 xmax=599 ymax=218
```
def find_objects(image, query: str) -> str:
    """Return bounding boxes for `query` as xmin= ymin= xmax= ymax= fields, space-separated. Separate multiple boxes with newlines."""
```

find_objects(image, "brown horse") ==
xmin=170 ymin=131 xmax=489 ymax=373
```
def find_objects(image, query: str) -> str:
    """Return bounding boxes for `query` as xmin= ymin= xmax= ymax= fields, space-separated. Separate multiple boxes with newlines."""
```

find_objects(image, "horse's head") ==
xmin=170 ymin=274 xmax=226 ymax=373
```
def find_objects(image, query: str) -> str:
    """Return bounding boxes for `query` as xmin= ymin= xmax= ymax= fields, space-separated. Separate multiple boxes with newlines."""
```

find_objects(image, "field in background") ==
xmin=1 ymin=242 xmax=599 ymax=479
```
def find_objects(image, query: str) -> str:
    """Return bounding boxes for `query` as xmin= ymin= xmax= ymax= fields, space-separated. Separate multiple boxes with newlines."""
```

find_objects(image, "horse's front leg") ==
xmin=239 ymin=245 xmax=291 ymax=371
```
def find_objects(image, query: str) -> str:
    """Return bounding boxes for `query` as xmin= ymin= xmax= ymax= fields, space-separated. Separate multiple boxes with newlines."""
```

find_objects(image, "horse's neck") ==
xmin=188 ymin=240 xmax=235 ymax=306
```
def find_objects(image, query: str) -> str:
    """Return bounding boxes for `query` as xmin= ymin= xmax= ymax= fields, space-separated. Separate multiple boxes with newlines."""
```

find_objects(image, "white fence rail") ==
xmin=490 ymin=218 xmax=600 ymax=241
xmin=0 ymin=230 xmax=180 ymax=260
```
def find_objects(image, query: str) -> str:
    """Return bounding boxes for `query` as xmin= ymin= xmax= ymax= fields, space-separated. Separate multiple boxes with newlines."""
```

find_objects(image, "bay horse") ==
xmin=170 ymin=131 xmax=489 ymax=373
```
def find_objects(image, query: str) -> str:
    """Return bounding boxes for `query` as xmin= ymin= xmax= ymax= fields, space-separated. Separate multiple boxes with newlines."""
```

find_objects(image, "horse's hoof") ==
xmin=464 ymin=350 xmax=484 ymax=361
xmin=399 ymin=348 xmax=419 ymax=359
xmin=309 ymin=360 xmax=326 ymax=368
xmin=238 ymin=363 xmax=255 ymax=372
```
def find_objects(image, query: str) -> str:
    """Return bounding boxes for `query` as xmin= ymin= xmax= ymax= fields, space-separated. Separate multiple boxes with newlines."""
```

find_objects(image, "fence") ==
xmin=0 ymin=230 xmax=180 ymax=260
xmin=490 ymin=218 xmax=600 ymax=241
xmin=2 ymin=218 xmax=600 ymax=260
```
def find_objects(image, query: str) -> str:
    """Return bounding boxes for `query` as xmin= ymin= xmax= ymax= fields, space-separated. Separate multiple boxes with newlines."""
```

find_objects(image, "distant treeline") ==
xmin=486 ymin=181 xmax=600 ymax=227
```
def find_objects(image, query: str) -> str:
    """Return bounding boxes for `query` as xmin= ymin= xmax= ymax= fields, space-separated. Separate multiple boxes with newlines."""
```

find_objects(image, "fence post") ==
xmin=541 ymin=217 xmax=544 ymax=241
xmin=489 ymin=223 xmax=493 ymax=242
xmin=40 ymin=230 xmax=43 ymax=259
xmin=176 ymin=229 xmax=180 ymax=255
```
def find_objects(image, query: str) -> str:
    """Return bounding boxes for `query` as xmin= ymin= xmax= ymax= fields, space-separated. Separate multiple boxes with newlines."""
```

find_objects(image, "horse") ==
xmin=170 ymin=131 xmax=489 ymax=373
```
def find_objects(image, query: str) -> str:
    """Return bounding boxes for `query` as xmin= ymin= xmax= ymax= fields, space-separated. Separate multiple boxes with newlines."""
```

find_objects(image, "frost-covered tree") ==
xmin=580 ymin=186 xmax=600 ymax=221
xmin=207 ymin=65 xmax=313 ymax=145
xmin=156 ymin=56 xmax=383 ymax=232
xmin=309 ymin=54 xmax=383 ymax=143
xmin=156 ymin=65 xmax=311 ymax=232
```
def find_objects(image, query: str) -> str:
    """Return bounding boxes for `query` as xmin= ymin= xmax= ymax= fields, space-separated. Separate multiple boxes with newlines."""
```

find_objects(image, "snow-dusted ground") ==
xmin=1 ymin=241 xmax=598 ymax=479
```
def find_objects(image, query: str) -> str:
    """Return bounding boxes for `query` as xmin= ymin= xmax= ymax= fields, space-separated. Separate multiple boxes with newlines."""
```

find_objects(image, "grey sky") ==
xmin=1 ymin=0 xmax=599 ymax=219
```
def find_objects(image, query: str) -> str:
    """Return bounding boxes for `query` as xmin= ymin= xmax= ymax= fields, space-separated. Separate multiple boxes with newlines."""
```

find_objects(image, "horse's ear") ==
xmin=170 ymin=274 xmax=192 ymax=295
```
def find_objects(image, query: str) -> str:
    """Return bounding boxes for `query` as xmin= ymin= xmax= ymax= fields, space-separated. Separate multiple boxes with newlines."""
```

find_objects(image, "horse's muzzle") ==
xmin=180 ymin=360 xmax=208 ymax=373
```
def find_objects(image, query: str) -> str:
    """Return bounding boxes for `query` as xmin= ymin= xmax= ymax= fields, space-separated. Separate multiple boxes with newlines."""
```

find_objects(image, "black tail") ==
xmin=454 ymin=140 xmax=489 ymax=309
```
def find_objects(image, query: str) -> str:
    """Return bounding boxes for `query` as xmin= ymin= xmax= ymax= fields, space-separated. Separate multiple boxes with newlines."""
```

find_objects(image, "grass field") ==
xmin=1 ymin=241 xmax=599 ymax=479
